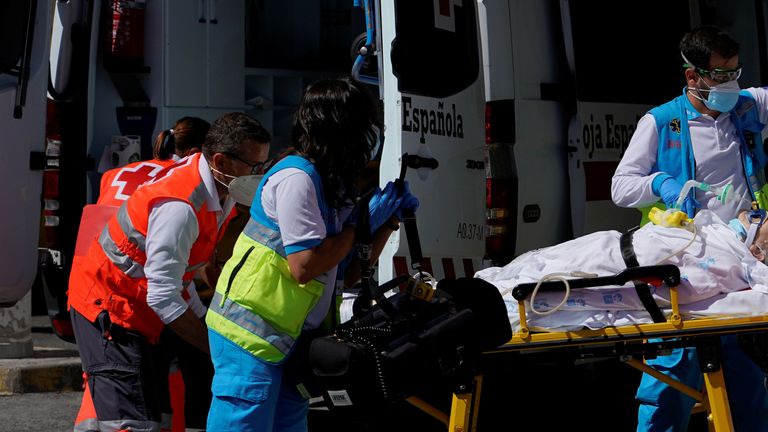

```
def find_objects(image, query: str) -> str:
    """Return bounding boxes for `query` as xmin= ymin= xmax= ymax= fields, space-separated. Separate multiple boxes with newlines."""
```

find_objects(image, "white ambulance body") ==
xmin=377 ymin=0 xmax=487 ymax=282
xmin=0 ymin=1 xmax=53 ymax=306
xmin=7 ymin=0 xmax=768 ymax=335
xmin=477 ymin=0 xmax=768 ymax=261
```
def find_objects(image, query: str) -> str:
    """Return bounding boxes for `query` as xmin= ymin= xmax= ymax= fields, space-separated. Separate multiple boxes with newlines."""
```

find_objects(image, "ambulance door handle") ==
xmin=208 ymin=0 xmax=218 ymax=24
xmin=198 ymin=0 xmax=206 ymax=23
xmin=402 ymin=154 xmax=439 ymax=170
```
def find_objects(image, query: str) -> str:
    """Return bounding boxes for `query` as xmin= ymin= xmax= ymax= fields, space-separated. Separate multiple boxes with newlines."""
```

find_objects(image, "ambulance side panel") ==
xmin=0 ymin=0 xmax=53 ymax=304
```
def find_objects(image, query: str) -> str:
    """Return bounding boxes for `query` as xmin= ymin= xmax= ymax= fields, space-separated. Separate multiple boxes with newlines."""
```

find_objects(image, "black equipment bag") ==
xmin=309 ymin=276 xmax=512 ymax=411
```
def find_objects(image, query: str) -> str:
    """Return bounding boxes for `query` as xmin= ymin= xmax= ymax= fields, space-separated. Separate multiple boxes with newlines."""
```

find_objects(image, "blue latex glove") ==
xmin=394 ymin=181 xmax=419 ymax=221
xmin=652 ymin=174 xmax=699 ymax=217
xmin=368 ymin=181 xmax=402 ymax=232
xmin=678 ymin=195 xmax=700 ymax=218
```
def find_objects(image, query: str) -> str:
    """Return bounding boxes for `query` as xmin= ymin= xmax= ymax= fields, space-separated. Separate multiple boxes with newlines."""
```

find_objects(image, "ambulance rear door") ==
xmin=378 ymin=0 xmax=487 ymax=281
xmin=0 ymin=0 xmax=54 ymax=306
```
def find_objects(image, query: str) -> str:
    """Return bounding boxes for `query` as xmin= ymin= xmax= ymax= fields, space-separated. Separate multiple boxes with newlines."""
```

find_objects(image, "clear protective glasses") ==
xmin=680 ymin=50 xmax=742 ymax=84
xmin=684 ymin=63 xmax=742 ymax=84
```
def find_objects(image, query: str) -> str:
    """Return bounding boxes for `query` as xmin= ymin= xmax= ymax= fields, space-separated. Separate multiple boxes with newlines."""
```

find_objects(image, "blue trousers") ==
xmin=636 ymin=335 xmax=768 ymax=432
xmin=207 ymin=329 xmax=309 ymax=432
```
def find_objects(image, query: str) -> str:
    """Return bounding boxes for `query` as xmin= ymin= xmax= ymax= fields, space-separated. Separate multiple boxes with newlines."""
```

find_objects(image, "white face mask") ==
xmin=227 ymin=175 xmax=263 ymax=206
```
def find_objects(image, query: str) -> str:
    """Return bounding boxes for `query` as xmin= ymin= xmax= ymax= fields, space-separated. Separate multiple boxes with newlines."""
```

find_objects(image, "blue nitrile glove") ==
xmin=678 ymin=195 xmax=701 ymax=218
xmin=652 ymin=174 xmax=699 ymax=217
xmin=394 ymin=181 xmax=420 ymax=221
xmin=368 ymin=181 xmax=402 ymax=232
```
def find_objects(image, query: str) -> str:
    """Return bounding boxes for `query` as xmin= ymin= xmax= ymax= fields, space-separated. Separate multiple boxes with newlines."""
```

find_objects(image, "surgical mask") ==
xmin=228 ymin=175 xmax=263 ymax=206
xmin=690 ymin=79 xmax=740 ymax=112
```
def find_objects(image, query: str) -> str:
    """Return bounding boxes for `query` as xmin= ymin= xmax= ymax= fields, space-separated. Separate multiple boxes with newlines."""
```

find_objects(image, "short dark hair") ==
xmin=292 ymin=76 xmax=381 ymax=210
xmin=680 ymin=26 xmax=739 ymax=69
xmin=202 ymin=112 xmax=271 ymax=159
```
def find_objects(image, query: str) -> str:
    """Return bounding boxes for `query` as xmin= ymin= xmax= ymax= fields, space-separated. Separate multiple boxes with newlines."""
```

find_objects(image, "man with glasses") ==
xmin=611 ymin=26 xmax=768 ymax=431
xmin=68 ymin=112 xmax=270 ymax=431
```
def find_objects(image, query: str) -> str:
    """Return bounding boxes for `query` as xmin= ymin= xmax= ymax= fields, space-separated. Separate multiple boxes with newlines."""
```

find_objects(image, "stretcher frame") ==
xmin=405 ymin=264 xmax=768 ymax=432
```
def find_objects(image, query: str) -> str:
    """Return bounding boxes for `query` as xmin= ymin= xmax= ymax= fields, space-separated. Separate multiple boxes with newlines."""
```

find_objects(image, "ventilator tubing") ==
xmin=675 ymin=180 xmax=734 ymax=209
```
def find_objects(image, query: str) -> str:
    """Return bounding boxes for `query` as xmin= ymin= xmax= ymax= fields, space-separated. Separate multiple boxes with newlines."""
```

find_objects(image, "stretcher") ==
xmin=403 ymin=264 xmax=768 ymax=432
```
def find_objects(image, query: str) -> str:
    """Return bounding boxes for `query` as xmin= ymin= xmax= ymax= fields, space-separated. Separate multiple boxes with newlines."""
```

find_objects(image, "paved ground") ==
xmin=0 ymin=391 xmax=82 ymax=431
xmin=0 ymin=317 xmax=713 ymax=431
xmin=0 ymin=316 xmax=83 ymax=431
xmin=0 ymin=316 xmax=81 ymax=394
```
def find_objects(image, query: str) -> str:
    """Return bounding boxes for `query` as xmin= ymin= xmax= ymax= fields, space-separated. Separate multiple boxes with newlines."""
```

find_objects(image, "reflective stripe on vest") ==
xmin=243 ymin=216 xmax=286 ymax=257
xmin=241 ymin=215 xmax=328 ymax=285
xmin=206 ymin=229 xmax=325 ymax=363
xmin=116 ymin=204 xmax=147 ymax=251
xmin=206 ymin=156 xmax=332 ymax=363
xmin=99 ymin=179 xmax=212 ymax=276
xmin=98 ymin=224 xmax=145 ymax=278
xmin=209 ymin=291 xmax=294 ymax=355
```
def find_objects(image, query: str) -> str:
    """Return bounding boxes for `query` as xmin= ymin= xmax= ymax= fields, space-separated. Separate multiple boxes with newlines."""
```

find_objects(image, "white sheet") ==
xmin=474 ymin=210 xmax=768 ymax=331
xmin=339 ymin=211 xmax=768 ymax=332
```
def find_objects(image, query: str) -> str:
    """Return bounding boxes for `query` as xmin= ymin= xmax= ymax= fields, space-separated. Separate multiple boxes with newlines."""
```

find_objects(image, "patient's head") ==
xmin=737 ymin=210 xmax=768 ymax=261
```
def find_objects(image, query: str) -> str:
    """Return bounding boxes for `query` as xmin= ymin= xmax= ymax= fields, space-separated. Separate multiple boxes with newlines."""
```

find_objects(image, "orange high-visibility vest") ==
xmin=69 ymin=153 xmax=233 ymax=342
xmin=98 ymin=159 xmax=176 ymax=207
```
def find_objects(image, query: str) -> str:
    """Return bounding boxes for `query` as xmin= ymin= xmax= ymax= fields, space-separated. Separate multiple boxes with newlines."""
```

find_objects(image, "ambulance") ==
xmin=4 ymin=0 xmax=768 ymax=338
xmin=16 ymin=0 xmax=487 ymax=341
xmin=3 ymin=0 xmax=768 ymax=429
xmin=479 ymin=0 xmax=768 ymax=262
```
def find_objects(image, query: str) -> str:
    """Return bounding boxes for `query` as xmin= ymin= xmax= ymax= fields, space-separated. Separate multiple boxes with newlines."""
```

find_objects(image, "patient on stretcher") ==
xmin=476 ymin=209 xmax=768 ymax=331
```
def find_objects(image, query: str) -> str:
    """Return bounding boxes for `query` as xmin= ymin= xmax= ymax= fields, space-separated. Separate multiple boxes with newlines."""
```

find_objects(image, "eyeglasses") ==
xmin=684 ymin=63 xmax=742 ymax=84
xmin=225 ymin=153 xmax=272 ymax=175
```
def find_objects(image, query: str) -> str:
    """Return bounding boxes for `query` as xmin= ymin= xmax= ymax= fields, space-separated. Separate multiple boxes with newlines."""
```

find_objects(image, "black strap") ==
xmin=620 ymin=228 xmax=667 ymax=323
xmin=352 ymin=193 xmax=400 ymax=320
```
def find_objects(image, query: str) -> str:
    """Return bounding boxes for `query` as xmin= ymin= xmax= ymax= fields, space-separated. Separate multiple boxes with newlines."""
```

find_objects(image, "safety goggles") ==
xmin=683 ymin=63 xmax=742 ymax=83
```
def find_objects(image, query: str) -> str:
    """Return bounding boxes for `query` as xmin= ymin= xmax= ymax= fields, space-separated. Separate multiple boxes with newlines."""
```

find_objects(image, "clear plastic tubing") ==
xmin=675 ymin=180 xmax=733 ymax=209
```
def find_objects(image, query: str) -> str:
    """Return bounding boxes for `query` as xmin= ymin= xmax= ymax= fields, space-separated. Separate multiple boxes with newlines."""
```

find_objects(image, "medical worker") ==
xmin=74 ymin=116 xmax=214 ymax=431
xmin=205 ymin=77 xmax=419 ymax=432
xmin=69 ymin=112 xmax=271 ymax=431
xmin=611 ymin=26 xmax=768 ymax=431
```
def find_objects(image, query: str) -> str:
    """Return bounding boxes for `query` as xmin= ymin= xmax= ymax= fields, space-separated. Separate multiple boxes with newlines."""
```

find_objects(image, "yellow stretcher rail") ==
xmin=406 ymin=265 xmax=768 ymax=432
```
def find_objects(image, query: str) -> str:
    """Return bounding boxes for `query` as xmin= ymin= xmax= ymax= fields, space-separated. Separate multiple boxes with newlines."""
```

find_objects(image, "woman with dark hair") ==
xmin=98 ymin=116 xmax=210 ymax=207
xmin=205 ymin=77 xmax=418 ymax=431
xmin=152 ymin=116 xmax=211 ymax=160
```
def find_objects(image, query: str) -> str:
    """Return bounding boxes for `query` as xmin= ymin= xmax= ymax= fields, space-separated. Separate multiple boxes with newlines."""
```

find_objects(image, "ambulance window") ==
xmin=391 ymin=0 xmax=480 ymax=98
xmin=0 ymin=1 xmax=33 ymax=78
xmin=568 ymin=0 xmax=690 ymax=105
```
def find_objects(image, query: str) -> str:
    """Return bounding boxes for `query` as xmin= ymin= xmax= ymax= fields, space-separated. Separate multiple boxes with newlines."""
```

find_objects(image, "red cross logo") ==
xmin=111 ymin=162 xmax=165 ymax=200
